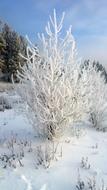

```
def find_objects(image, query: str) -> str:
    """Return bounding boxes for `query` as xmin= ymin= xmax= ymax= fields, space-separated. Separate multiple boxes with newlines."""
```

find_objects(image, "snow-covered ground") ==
xmin=0 ymin=90 xmax=107 ymax=190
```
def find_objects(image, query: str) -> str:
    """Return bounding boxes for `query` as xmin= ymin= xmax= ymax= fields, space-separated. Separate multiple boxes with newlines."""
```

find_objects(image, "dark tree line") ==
xmin=0 ymin=21 xmax=27 ymax=82
xmin=82 ymin=60 xmax=107 ymax=83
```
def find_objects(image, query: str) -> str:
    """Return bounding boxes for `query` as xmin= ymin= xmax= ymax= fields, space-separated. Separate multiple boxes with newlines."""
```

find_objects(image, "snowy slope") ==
xmin=0 ymin=93 xmax=107 ymax=190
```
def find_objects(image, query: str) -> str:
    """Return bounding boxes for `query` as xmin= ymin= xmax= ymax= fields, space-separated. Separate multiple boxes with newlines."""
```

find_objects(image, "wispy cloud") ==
xmin=63 ymin=0 xmax=107 ymax=65
xmin=65 ymin=0 xmax=107 ymax=33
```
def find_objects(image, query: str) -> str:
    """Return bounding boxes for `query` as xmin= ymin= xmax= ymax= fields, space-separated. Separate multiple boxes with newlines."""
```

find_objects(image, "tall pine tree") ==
xmin=0 ymin=21 xmax=6 ymax=72
xmin=2 ymin=24 xmax=20 ymax=81
xmin=0 ymin=22 xmax=27 ymax=82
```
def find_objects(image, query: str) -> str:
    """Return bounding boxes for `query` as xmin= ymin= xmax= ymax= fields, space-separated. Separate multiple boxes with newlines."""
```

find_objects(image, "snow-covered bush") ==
xmin=17 ymin=10 xmax=107 ymax=137
xmin=76 ymin=173 xmax=107 ymax=190
xmin=17 ymin=10 xmax=84 ymax=139
xmin=0 ymin=136 xmax=32 ymax=168
xmin=80 ymin=157 xmax=90 ymax=170
xmin=35 ymin=141 xmax=62 ymax=169
xmin=80 ymin=61 xmax=107 ymax=130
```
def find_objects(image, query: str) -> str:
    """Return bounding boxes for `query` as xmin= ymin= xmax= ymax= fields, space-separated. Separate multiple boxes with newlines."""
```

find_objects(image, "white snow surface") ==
xmin=0 ymin=92 xmax=107 ymax=190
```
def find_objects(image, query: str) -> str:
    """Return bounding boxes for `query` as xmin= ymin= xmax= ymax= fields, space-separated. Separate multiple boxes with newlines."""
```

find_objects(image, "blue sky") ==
xmin=0 ymin=0 xmax=107 ymax=65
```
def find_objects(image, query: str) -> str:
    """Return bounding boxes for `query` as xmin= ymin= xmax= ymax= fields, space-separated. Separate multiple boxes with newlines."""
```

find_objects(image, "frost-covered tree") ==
xmin=17 ymin=10 xmax=85 ymax=139
xmin=80 ymin=61 xmax=107 ymax=130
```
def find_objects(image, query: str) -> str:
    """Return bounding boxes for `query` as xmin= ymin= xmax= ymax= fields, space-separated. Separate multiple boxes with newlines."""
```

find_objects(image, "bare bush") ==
xmin=80 ymin=157 xmax=90 ymax=170
xmin=35 ymin=141 xmax=62 ymax=169
xmin=0 ymin=135 xmax=33 ymax=169
xmin=76 ymin=172 xmax=107 ymax=190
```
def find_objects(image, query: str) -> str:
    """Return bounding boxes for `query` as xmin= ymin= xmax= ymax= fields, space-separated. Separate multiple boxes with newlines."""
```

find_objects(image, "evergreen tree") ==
xmin=0 ymin=21 xmax=6 ymax=72
xmin=1 ymin=24 xmax=19 ymax=81
xmin=0 ymin=33 xmax=5 ymax=71
xmin=0 ymin=23 xmax=27 ymax=82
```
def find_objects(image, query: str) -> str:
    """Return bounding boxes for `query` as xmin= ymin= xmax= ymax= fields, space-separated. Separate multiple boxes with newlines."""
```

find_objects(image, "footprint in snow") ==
xmin=21 ymin=175 xmax=32 ymax=190
xmin=40 ymin=184 xmax=47 ymax=190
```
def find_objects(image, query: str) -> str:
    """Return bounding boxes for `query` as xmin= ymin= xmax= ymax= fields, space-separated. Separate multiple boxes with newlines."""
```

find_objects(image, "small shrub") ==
xmin=0 ymin=135 xmax=33 ymax=168
xmin=80 ymin=157 xmax=91 ymax=170
xmin=35 ymin=141 xmax=62 ymax=169
xmin=0 ymin=96 xmax=12 ymax=111
xmin=76 ymin=171 xmax=107 ymax=190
